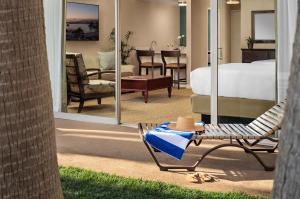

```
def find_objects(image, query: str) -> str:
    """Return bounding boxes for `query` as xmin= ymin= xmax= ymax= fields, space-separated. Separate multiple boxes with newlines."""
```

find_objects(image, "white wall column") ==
xmin=211 ymin=0 xmax=218 ymax=124
xmin=186 ymin=0 xmax=192 ymax=86
xmin=115 ymin=0 xmax=121 ymax=124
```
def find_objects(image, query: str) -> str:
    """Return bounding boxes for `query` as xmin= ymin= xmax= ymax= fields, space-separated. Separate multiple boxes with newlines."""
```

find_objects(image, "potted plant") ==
xmin=109 ymin=28 xmax=135 ymax=64
xmin=246 ymin=36 xmax=254 ymax=49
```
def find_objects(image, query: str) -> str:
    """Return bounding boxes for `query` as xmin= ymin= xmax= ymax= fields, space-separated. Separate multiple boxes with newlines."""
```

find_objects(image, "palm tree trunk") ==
xmin=0 ymin=0 xmax=63 ymax=198
xmin=272 ymin=1 xmax=300 ymax=198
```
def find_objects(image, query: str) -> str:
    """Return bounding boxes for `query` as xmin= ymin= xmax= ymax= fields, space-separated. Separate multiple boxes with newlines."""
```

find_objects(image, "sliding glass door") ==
xmin=216 ymin=0 xmax=277 ymax=124
xmin=58 ymin=0 xmax=284 ymax=125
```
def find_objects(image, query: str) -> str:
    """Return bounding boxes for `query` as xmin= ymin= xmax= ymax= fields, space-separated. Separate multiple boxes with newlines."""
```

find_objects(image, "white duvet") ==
xmin=190 ymin=60 xmax=276 ymax=100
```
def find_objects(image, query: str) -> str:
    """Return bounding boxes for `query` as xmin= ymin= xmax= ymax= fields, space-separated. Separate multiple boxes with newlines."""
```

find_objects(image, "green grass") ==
xmin=60 ymin=167 xmax=266 ymax=199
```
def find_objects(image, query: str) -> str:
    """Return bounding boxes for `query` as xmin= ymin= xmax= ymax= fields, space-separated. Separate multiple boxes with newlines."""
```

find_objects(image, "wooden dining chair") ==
xmin=136 ymin=50 xmax=163 ymax=76
xmin=161 ymin=50 xmax=187 ymax=89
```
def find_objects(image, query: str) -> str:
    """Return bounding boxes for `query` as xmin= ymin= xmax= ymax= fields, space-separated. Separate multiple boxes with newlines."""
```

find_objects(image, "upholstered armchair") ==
xmin=65 ymin=53 xmax=115 ymax=113
xmin=95 ymin=51 xmax=137 ymax=81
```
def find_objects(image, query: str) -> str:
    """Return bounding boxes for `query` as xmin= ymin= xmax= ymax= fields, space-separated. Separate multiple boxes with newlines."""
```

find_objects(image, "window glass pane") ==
xmin=217 ymin=0 xmax=277 ymax=124
xmin=64 ymin=0 xmax=117 ymax=120
xmin=180 ymin=6 xmax=187 ymax=46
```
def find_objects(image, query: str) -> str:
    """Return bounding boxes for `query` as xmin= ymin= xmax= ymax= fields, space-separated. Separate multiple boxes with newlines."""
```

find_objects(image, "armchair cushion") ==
xmin=100 ymin=64 xmax=137 ymax=81
xmin=84 ymin=80 xmax=115 ymax=94
xmin=98 ymin=51 xmax=115 ymax=70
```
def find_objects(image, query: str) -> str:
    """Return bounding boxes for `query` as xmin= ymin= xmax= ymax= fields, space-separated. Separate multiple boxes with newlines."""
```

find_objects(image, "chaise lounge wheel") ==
xmin=187 ymin=168 xmax=195 ymax=172
xmin=160 ymin=168 xmax=168 ymax=171
xmin=244 ymin=150 xmax=250 ymax=153
xmin=264 ymin=167 xmax=275 ymax=172
xmin=267 ymin=149 xmax=276 ymax=153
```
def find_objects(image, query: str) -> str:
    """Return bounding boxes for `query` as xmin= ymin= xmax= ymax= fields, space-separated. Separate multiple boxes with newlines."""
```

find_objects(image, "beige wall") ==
xmin=66 ymin=0 xmax=115 ymax=67
xmin=230 ymin=10 xmax=242 ymax=62
xmin=66 ymin=0 xmax=275 ymax=69
xmin=66 ymin=0 xmax=180 ymax=68
xmin=240 ymin=0 xmax=275 ymax=49
xmin=219 ymin=0 xmax=231 ymax=64
xmin=120 ymin=0 xmax=180 ymax=65
xmin=190 ymin=0 xmax=232 ymax=69
xmin=190 ymin=0 xmax=210 ymax=70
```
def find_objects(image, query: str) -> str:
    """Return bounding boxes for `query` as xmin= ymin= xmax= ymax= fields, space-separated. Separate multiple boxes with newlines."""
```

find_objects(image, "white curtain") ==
xmin=43 ymin=0 xmax=63 ymax=112
xmin=277 ymin=0 xmax=298 ymax=101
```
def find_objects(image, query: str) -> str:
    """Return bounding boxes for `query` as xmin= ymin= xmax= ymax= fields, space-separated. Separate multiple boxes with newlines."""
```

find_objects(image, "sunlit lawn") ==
xmin=60 ymin=167 xmax=266 ymax=199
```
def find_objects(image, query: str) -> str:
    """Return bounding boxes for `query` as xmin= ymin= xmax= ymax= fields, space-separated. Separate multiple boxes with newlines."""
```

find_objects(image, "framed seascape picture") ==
xmin=66 ymin=2 xmax=99 ymax=41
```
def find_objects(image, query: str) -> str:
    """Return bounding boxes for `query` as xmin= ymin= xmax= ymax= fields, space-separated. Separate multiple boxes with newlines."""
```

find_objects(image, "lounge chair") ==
xmin=139 ymin=101 xmax=286 ymax=171
xmin=66 ymin=53 xmax=115 ymax=113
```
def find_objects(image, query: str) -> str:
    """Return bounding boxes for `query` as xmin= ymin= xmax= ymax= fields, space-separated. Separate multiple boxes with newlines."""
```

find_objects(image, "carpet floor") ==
xmin=67 ymin=88 xmax=201 ymax=124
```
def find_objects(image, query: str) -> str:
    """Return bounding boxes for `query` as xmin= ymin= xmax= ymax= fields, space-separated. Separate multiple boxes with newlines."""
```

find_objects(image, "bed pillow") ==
xmin=98 ymin=51 xmax=115 ymax=70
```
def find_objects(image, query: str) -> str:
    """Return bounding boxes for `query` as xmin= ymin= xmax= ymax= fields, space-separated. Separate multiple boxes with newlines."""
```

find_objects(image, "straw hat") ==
xmin=167 ymin=117 xmax=204 ymax=132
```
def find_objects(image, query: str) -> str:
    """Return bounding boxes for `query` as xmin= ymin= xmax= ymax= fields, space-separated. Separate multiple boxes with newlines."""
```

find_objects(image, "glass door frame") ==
xmin=211 ymin=0 xmax=218 ymax=124
xmin=115 ymin=0 xmax=121 ymax=124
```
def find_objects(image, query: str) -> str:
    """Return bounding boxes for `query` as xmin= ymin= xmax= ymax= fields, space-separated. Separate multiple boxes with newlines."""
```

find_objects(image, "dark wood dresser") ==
xmin=242 ymin=49 xmax=275 ymax=63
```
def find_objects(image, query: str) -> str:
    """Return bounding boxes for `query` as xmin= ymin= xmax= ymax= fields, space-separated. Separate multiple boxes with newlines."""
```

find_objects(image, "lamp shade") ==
xmin=178 ymin=0 xmax=187 ymax=7
xmin=226 ymin=0 xmax=240 ymax=5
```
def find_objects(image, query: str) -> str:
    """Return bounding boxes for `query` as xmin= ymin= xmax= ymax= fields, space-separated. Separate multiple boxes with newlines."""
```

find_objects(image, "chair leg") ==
xmin=78 ymin=99 xmax=84 ymax=113
xmin=146 ymin=68 xmax=149 ymax=75
xmin=177 ymin=68 xmax=180 ymax=89
xmin=171 ymin=69 xmax=174 ymax=87
xmin=160 ymin=67 xmax=163 ymax=75
xmin=97 ymin=98 xmax=102 ymax=105
xmin=139 ymin=66 xmax=142 ymax=75
xmin=67 ymin=95 xmax=71 ymax=105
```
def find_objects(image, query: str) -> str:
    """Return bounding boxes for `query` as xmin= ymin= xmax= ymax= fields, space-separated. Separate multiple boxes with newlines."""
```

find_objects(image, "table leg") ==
xmin=168 ymin=87 xmax=172 ymax=98
xmin=144 ymin=90 xmax=149 ymax=103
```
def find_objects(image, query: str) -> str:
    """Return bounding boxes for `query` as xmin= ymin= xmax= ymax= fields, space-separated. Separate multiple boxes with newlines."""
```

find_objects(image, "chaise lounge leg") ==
xmin=237 ymin=139 xmax=278 ymax=153
xmin=139 ymin=126 xmax=274 ymax=171
xmin=97 ymin=98 xmax=102 ymax=105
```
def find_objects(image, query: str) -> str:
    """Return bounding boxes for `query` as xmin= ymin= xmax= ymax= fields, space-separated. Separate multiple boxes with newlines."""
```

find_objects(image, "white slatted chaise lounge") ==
xmin=138 ymin=101 xmax=286 ymax=172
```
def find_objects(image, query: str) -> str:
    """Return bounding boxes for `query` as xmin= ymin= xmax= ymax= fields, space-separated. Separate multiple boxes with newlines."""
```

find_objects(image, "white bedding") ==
xmin=190 ymin=60 xmax=276 ymax=100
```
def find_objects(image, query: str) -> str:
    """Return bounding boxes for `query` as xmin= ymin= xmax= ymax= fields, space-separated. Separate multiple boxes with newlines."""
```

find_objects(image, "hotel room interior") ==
xmin=64 ymin=0 xmax=277 ymax=125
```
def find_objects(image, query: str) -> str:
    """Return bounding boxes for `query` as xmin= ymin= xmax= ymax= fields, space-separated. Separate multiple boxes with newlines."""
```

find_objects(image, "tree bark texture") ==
xmin=0 ymin=0 xmax=63 ymax=198
xmin=272 ymin=1 xmax=300 ymax=198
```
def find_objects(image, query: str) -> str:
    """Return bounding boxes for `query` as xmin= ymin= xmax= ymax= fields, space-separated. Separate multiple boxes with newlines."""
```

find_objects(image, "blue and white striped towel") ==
xmin=144 ymin=121 xmax=205 ymax=160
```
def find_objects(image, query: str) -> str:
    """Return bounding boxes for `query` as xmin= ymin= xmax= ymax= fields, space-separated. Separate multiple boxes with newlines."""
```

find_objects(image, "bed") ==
xmin=190 ymin=60 xmax=276 ymax=120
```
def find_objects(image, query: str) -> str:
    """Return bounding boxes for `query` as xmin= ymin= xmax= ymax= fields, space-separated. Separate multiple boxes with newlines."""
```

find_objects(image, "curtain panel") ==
xmin=277 ymin=0 xmax=298 ymax=101
xmin=43 ymin=0 xmax=63 ymax=112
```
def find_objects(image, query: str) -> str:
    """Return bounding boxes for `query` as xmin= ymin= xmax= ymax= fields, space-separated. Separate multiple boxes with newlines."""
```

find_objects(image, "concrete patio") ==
xmin=55 ymin=119 xmax=276 ymax=197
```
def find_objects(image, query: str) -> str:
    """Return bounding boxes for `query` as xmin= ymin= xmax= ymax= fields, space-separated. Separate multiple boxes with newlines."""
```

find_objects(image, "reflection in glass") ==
xmin=64 ymin=0 xmax=117 ymax=120
xmin=217 ymin=0 xmax=277 ymax=124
